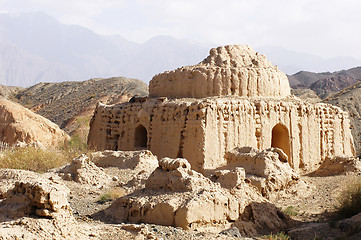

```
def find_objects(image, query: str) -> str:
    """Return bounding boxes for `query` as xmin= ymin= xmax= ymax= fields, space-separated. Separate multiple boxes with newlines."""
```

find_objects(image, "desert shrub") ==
xmin=264 ymin=231 xmax=290 ymax=240
xmin=336 ymin=181 xmax=361 ymax=219
xmin=282 ymin=206 xmax=298 ymax=216
xmin=98 ymin=187 xmax=127 ymax=204
xmin=0 ymin=147 xmax=71 ymax=173
xmin=62 ymin=134 xmax=88 ymax=154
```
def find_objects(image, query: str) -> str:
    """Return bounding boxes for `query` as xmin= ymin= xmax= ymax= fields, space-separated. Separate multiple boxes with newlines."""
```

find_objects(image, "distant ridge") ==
xmin=0 ymin=12 xmax=208 ymax=86
xmin=288 ymin=67 xmax=361 ymax=98
xmin=1 ymin=12 xmax=360 ymax=87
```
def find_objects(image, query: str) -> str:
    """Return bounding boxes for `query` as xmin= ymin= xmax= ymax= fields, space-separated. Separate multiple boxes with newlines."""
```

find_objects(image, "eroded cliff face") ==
xmin=88 ymin=96 xmax=354 ymax=173
xmin=149 ymin=45 xmax=290 ymax=99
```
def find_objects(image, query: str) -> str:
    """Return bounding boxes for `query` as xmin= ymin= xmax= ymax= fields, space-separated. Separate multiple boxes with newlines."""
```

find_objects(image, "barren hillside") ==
xmin=14 ymin=77 xmax=148 ymax=133
xmin=288 ymin=67 xmax=361 ymax=98
xmin=324 ymin=81 xmax=361 ymax=155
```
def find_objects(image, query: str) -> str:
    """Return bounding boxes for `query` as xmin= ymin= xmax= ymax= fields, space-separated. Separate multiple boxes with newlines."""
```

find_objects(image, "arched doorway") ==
xmin=271 ymin=124 xmax=290 ymax=161
xmin=134 ymin=125 xmax=148 ymax=149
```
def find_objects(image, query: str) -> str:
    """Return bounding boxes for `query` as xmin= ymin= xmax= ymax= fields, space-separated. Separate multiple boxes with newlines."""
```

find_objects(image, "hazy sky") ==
xmin=0 ymin=0 xmax=360 ymax=59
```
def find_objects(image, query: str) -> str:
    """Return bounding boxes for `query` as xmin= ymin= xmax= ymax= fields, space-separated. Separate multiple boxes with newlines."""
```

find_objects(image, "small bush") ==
xmin=336 ymin=181 xmax=361 ymax=219
xmin=62 ymin=135 xmax=88 ymax=154
xmin=0 ymin=147 xmax=71 ymax=173
xmin=264 ymin=232 xmax=290 ymax=240
xmin=98 ymin=187 xmax=126 ymax=204
xmin=283 ymin=206 xmax=298 ymax=216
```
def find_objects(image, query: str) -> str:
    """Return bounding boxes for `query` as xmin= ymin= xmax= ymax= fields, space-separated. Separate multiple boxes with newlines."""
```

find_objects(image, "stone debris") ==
xmin=0 ymin=97 xmax=69 ymax=147
xmin=104 ymin=158 xmax=291 ymax=236
xmin=14 ymin=140 xmax=46 ymax=149
xmin=145 ymin=157 xmax=214 ymax=192
xmin=58 ymin=154 xmax=112 ymax=187
xmin=0 ymin=169 xmax=71 ymax=219
xmin=288 ymin=212 xmax=361 ymax=240
xmin=312 ymin=155 xmax=361 ymax=176
xmin=90 ymin=150 xmax=159 ymax=191
xmin=91 ymin=150 xmax=158 ymax=172
xmin=225 ymin=147 xmax=300 ymax=198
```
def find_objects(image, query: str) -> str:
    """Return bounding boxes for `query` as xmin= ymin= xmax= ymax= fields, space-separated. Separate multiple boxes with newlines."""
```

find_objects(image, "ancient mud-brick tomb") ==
xmin=88 ymin=45 xmax=355 ymax=172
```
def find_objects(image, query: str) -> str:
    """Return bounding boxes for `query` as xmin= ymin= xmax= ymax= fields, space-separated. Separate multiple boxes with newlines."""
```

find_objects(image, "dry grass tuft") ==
xmin=0 ymin=147 xmax=71 ymax=173
xmin=264 ymin=232 xmax=290 ymax=240
xmin=98 ymin=187 xmax=127 ymax=204
xmin=0 ymin=135 xmax=93 ymax=173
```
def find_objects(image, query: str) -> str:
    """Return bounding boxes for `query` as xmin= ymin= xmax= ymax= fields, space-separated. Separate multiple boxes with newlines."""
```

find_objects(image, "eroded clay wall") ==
xmin=202 ymin=98 xmax=355 ymax=172
xmin=88 ymin=99 xmax=207 ymax=170
xmin=88 ymin=97 xmax=355 ymax=173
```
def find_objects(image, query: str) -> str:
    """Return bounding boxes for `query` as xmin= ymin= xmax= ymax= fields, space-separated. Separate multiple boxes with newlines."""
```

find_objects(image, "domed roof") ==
xmin=149 ymin=45 xmax=291 ymax=99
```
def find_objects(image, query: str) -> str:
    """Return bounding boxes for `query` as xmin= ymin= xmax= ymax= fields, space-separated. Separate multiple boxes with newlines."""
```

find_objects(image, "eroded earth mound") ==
xmin=104 ymin=157 xmax=292 ymax=236
xmin=0 ymin=97 xmax=69 ymax=146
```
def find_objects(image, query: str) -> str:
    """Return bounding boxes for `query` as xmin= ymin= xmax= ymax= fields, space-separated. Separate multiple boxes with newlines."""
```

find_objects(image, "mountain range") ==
xmin=288 ymin=67 xmax=361 ymax=98
xmin=1 ymin=11 xmax=361 ymax=87
xmin=0 ymin=12 xmax=208 ymax=86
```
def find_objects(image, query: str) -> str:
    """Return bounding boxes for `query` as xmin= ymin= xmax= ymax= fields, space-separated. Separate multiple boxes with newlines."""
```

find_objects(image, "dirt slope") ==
xmin=15 ymin=77 xmax=148 ymax=130
xmin=0 ymin=97 xmax=69 ymax=146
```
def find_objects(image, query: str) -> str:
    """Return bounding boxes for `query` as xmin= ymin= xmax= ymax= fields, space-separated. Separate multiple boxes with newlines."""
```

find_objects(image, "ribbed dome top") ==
xmin=149 ymin=45 xmax=291 ymax=99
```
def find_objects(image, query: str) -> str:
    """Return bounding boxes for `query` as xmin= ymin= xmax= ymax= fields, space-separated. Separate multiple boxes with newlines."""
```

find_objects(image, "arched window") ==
xmin=271 ymin=124 xmax=290 ymax=161
xmin=134 ymin=125 xmax=147 ymax=149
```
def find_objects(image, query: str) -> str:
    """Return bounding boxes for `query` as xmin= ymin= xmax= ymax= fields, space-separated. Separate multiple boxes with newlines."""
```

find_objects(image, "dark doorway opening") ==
xmin=134 ymin=125 xmax=147 ymax=149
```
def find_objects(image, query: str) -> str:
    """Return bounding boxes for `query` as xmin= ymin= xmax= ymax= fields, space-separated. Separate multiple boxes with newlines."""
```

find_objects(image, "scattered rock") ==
xmin=58 ymin=154 xmax=112 ymax=187
xmin=224 ymin=147 xmax=300 ymax=198
xmin=219 ymin=226 xmax=242 ymax=238
xmin=104 ymin=157 xmax=291 ymax=236
xmin=14 ymin=140 xmax=46 ymax=149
